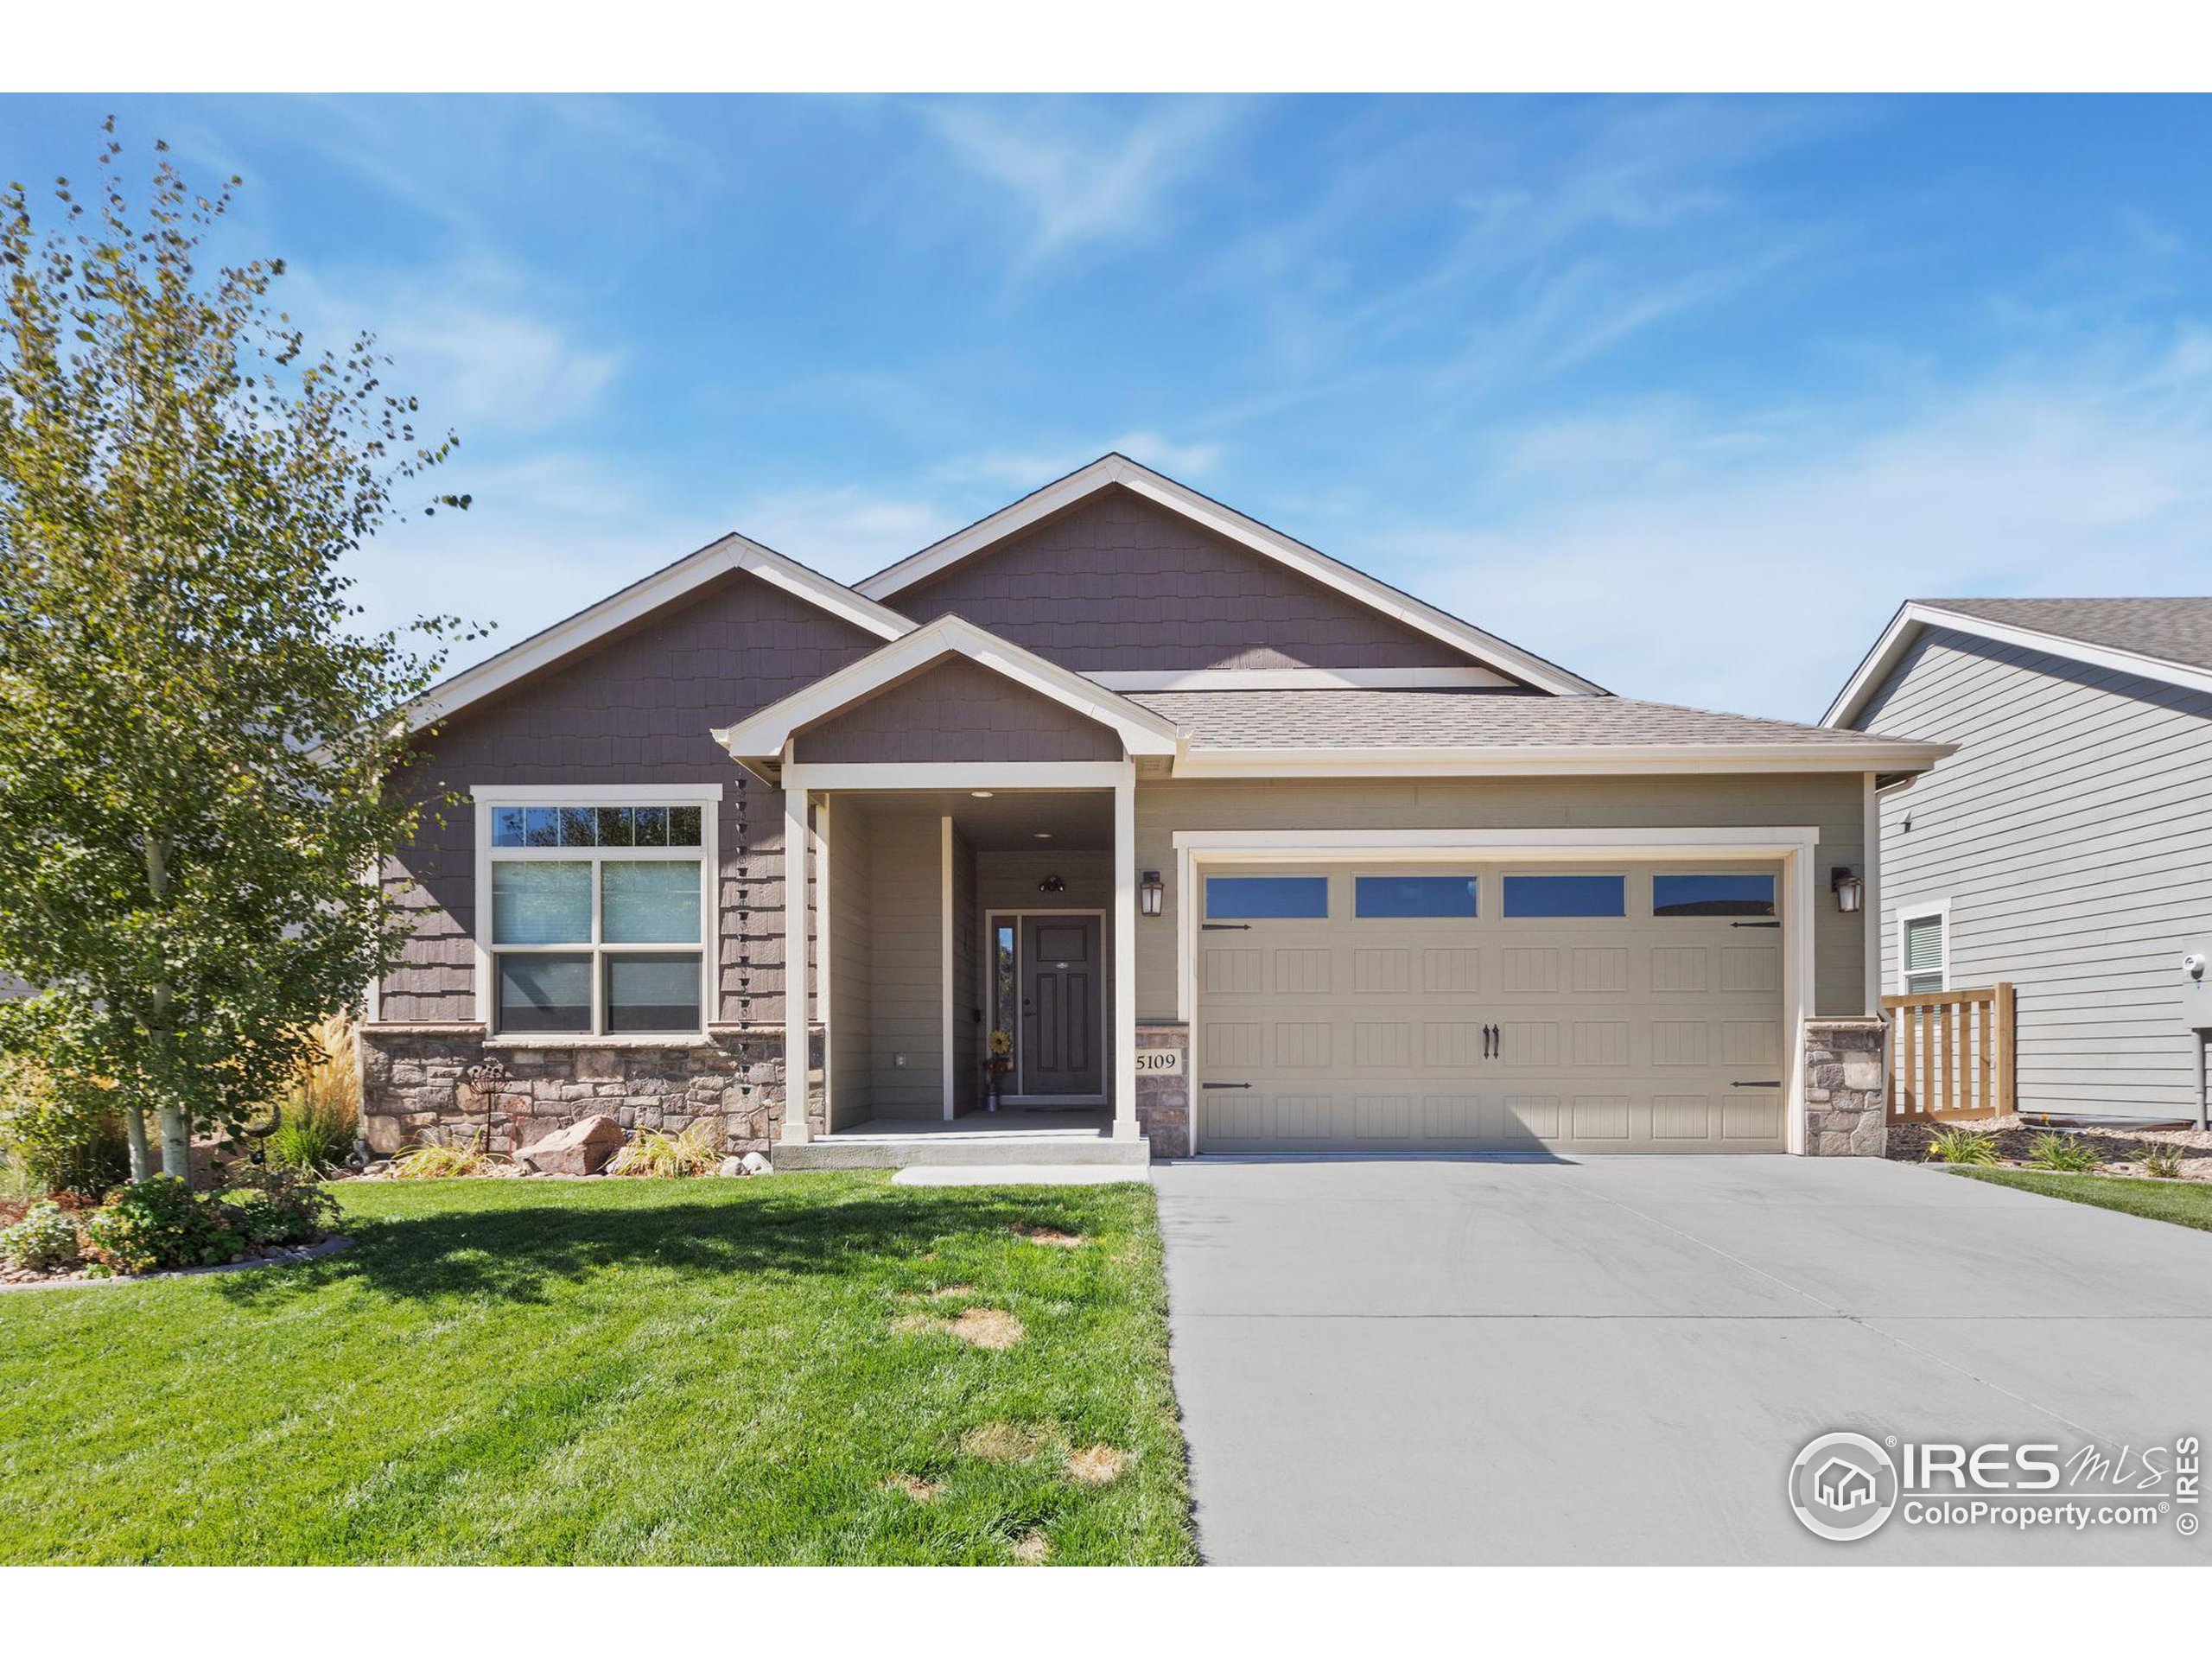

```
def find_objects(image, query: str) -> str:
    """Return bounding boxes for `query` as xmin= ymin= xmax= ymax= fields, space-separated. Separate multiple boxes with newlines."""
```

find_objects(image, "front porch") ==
xmin=772 ymin=1106 xmax=1148 ymax=1168
xmin=779 ymin=769 xmax=1147 ymax=1155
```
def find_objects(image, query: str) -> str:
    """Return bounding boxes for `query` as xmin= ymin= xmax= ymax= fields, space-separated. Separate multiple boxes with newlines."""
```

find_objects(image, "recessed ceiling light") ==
xmin=970 ymin=791 xmax=994 ymax=798
xmin=1033 ymin=831 xmax=1052 ymax=839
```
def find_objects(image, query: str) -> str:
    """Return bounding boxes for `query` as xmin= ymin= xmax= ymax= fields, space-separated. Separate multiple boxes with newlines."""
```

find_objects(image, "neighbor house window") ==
xmin=1205 ymin=874 xmax=1329 ymax=919
xmin=1502 ymin=874 xmax=1627 ymax=918
xmin=1355 ymin=874 xmax=1478 ymax=918
xmin=1901 ymin=909 xmax=1947 ymax=995
xmin=1653 ymin=874 xmax=1777 ymax=918
xmin=480 ymin=794 xmax=715 ymax=1036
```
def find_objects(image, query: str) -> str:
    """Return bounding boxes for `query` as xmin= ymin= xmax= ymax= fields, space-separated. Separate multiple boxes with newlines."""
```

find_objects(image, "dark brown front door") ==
xmin=1020 ymin=915 xmax=1103 ymax=1097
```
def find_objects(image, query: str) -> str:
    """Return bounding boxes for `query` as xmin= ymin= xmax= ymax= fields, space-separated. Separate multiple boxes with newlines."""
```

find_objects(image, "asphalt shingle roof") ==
xmin=1126 ymin=690 xmax=1889 ymax=749
xmin=1923 ymin=598 xmax=2212 ymax=674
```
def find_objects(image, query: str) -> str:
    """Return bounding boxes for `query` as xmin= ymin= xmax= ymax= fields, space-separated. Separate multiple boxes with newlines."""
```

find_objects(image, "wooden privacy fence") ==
xmin=1880 ymin=983 xmax=2015 ymax=1119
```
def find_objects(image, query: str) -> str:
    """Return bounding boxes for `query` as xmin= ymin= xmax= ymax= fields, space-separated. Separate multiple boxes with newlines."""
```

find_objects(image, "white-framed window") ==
xmin=473 ymin=785 xmax=721 ymax=1039
xmin=1898 ymin=902 xmax=1948 ymax=995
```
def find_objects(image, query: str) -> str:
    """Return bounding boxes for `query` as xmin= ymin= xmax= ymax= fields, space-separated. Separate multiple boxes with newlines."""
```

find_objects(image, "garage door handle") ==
xmin=1200 ymin=1081 xmax=1252 ymax=1090
xmin=1732 ymin=1080 xmax=1782 ymax=1088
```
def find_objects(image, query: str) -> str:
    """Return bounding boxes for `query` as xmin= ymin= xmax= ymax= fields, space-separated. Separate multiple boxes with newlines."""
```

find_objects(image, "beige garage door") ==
xmin=1194 ymin=861 xmax=1789 ymax=1154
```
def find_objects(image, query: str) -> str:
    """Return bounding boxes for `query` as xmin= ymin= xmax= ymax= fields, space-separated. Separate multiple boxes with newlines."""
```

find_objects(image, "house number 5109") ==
xmin=1135 ymin=1051 xmax=1185 ymax=1074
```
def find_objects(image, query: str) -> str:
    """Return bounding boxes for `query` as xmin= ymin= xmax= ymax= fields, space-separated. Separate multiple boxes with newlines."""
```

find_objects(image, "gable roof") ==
xmin=711 ymin=613 xmax=1182 ymax=773
xmin=1825 ymin=598 xmax=2212 ymax=728
xmin=401 ymin=532 xmax=914 ymax=735
xmin=1139 ymin=689 xmax=1949 ymax=776
xmin=855 ymin=454 xmax=1606 ymax=697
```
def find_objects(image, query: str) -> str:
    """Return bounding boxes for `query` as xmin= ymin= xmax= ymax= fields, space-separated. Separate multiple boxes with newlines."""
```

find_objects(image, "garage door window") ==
xmin=1355 ymin=875 xmax=1478 ymax=918
xmin=1503 ymin=874 xmax=1625 ymax=918
xmin=1653 ymin=873 xmax=1776 ymax=918
xmin=1205 ymin=875 xmax=1329 ymax=919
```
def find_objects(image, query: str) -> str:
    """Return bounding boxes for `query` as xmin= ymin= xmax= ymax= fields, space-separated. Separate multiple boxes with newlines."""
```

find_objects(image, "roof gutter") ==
xmin=1168 ymin=741 xmax=1954 ymax=779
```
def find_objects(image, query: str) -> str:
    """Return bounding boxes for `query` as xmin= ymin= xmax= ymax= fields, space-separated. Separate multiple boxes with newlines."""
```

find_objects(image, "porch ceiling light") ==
xmin=971 ymin=791 xmax=993 ymax=798
xmin=1831 ymin=866 xmax=1864 ymax=913
xmin=1141 ymin=870 xmax=1164 ymax=918
xmin=1033 ymin=831 xmax=1052 ymax=839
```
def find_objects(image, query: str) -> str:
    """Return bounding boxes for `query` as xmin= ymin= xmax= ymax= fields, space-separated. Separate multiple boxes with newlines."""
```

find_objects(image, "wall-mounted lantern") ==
xmin=1140 ymin=870 xmax=1164 ymax=917
xmin=1037 ymin=873 xmax=1066 ymax=894
xmin=1831 ymin=866 xmax=1864 ymax=913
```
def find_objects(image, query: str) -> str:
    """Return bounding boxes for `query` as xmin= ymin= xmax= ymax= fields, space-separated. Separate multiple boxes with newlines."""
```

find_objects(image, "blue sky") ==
xmin=6 ymin=93 xmax=2211 ymax=721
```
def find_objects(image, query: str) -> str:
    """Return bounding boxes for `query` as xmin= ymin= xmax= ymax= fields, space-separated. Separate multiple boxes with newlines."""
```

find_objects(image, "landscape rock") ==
xmin=741 ymin=1151 xmax=772 ymax=1176
xmin=514 ymin=1114 xmax=624 ymax=1176
xmin=718 ymin=1155 xmax=746 ymax=1178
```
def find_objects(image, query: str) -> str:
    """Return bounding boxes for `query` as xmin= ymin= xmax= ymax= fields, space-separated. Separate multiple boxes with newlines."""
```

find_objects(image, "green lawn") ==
xmin=0 ymin=1173 xmax=1195 ymax=1564
xmin=1956 ymin=1166 xmax=2212 ymax=1234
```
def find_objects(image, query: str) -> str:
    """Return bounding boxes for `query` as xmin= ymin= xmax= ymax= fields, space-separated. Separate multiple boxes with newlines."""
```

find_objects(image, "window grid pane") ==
xmin=1653 ymin=874 xmax=1776 ymax=918
xmin=601 ymin=860 xmax=702 ymax=944
xmin=605 ymin=953 xmax=702 ymax=1033
xmin=1205 ymin=875 xmax=1329 ymax=919
xmin=496 ymin=953 xmax=593 ymax=1033
xmin=1502 ymin=874 xmax=1627 ymax=918
xmin=1355 ymin=875 xmax=1478 ymax=918
xmin=493 ymin=861 xmax=593 ymax=944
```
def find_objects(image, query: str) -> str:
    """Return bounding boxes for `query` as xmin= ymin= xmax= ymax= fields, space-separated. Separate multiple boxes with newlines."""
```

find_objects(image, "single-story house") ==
xmin=1826 ymin=598 xmax=2212 ymax=1125
xmin=364 ymin=455 xmax=1946 ymax=1160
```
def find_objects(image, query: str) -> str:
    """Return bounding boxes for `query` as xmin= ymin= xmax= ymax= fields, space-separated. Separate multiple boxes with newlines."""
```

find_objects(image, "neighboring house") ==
xmin=1827 ymin=598 xmax=2212 ymax=1125
xmin=364 ymin=455 xmax=1944 ymax=1160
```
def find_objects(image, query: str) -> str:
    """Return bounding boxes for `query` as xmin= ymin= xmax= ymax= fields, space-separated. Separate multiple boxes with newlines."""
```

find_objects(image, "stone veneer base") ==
xmin=1803 ymin=1017 xmax=1889 ymax=1156
xmin=359 ymin=1024 xmax=814 ymax=1158
xmin=1134 ymin=1022 xmax=1190 ymax=1158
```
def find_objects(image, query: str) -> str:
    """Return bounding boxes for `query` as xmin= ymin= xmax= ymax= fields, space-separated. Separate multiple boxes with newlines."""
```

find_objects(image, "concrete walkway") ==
xmin=1154 ymin=1156 xmax=2212 ymax=1564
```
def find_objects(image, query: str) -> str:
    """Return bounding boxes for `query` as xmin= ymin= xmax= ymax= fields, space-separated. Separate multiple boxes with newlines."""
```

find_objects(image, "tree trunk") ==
xmin=143 ymin=830 xmax=192 ymax=1184
xmin=159 ymin=1101 xmax=190 ymax=1184
xmin=123 ymin=1102 xmax=151 ymax=1183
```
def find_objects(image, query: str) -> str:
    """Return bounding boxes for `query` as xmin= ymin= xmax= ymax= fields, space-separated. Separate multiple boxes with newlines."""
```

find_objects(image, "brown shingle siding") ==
xmin=792 ymin=656 xmax=1124 ymax=764
xmin=895 ymin=486 xmax=1479 ymax=673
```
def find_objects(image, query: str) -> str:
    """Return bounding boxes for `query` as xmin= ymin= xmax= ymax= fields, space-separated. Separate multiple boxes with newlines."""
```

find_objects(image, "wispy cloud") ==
xmin=730 ymin=486 xmax=961 ymax=582
xmin=916 ymin=97 xmax=1241 ymax=269
xmin=1386 ymin=337 xmax=2212 ymax=721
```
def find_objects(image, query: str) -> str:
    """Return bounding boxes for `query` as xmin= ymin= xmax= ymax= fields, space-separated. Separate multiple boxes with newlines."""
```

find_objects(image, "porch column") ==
xmin=1112 ymin=766 xmax=1139 ymax=1141
xmin=781 ymin=785 xmax=810 ymax=1145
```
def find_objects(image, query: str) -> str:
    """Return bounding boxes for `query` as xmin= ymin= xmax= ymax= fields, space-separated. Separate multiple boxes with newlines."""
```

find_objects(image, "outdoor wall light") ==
xmin=1140 ymin=870 xmax=1164 ymax=917
xmin=1831 ymin=867 xmax=1864 ymax=913
xmin=1037 ymin=873 xmax=1067 ymax=894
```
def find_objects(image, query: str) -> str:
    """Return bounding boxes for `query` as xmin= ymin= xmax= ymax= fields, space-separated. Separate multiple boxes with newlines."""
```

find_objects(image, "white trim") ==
xmin=817 ymin=795 xmax=834 ymax=1125
xmin=940 ymin=816 xmax=956 ymax=1122
xmin=1169 ymin=825 xmax=1824 ymax=1157
xmin=782 ymin=787 xmax=810 ymax=1145
xmin=1170 ymin=742 xmax=1948 ymax=779
xmin=855 ymin=454 xmax=1605 ymax=696
xmin=470 ymin=783 xmax=727 ymax=804
xmin=781 ymin=761 xmax=1131 ymax=792
xmin=1826 ymin=600 xmax=2212 ymax=729
xmin=1087 ymin=666 xmax=1511 ymax=690
xmin=1897 ymin=899 xmax=1951 ymax=995
xmin=980 ymin=908 xmax=1111 ymax=1106
xmin=1113 ymin=766 xmax=1139 ymax=1141
xmin=472 ymin=789 xmax=721 ymax=1041
xmin=406 ymin=534 xmax=911 ymax=735
xmin=1861 ymin=772 xmax=1882 ymax=1016
xmin=714 ymin=613 xmax=1181 ymax=762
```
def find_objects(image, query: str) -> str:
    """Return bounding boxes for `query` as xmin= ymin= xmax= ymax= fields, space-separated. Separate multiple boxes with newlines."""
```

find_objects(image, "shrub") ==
xmin=2142 ymin=1146 xmax=2184 ymax=1179
xmin=264 ymin=1014 xmax=360 ymax=1174
xmin=2025 ymin=1131 xmax=2101 ymax=1173
xmin=219 ymin=1166 xmax=339 ymax=1247
xmin=0 ymin=1201 xmax=82 ymax=1272
xmin=607 ymin=1120 xmax=721 ymax=1178
xmin=79 ymin=1175 xmax=239 ymax=1275
xmin=1923 ymin=1126 xmax=2000 ymax=1166
xmin=391 ymin=1138 xmax=499 ymax=1179
xmin=0 ymin=1061 xmax=131 ymax=1199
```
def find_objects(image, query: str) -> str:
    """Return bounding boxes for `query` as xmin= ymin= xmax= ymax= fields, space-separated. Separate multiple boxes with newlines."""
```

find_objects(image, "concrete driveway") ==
xmin=1154 ymin=1156 xmax=2212 ymax=1564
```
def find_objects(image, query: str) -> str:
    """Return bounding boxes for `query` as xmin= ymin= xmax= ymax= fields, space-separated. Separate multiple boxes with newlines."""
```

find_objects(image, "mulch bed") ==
xmin=0 ymin=1234 xmax=353 ymax=1293
xmin=1886 ymin=1114 xmax=2212 ymax=1180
